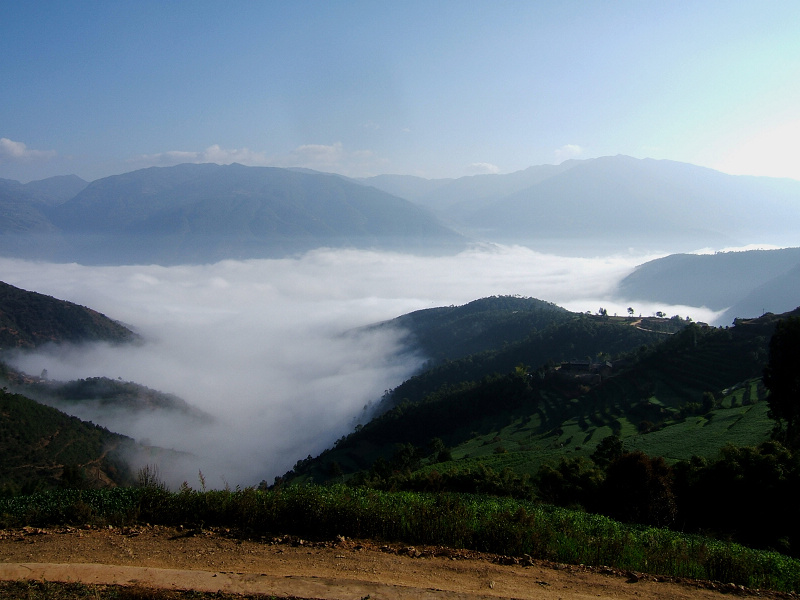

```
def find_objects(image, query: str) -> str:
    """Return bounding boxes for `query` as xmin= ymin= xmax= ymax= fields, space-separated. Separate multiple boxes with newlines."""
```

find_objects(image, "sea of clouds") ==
xmin=0 ymin=245 xmax=723 ymax=488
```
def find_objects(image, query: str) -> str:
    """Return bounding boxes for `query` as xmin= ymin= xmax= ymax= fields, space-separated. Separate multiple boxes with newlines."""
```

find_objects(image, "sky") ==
xmin=0 ymin=247 xmax=723 ymax=488
xmin=2 ymin=1 xmax=800 ymax=183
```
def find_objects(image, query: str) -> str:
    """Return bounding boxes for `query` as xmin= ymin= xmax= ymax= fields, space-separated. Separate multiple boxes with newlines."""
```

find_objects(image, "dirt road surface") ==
xmin=0 ymin=525 xmax=775 ymax=599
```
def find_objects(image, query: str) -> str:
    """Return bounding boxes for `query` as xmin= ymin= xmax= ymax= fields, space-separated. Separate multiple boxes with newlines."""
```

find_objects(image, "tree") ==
xmin=429 ymin=437 xmax=446 ymax=457
xmin=602 ymin=452 xmax=676 ymax=527
xmin=326 ymin=461 xmax=343 ymax=481
xmin=627 ymin=307 xmax=635 ymax=317
xmin=591 ymin=434 xmax=623 ymax=468
xmin=701 ymin=391 xmax=717 ymax=414
xmin=764 ymin=317 xmax=800 ymax=445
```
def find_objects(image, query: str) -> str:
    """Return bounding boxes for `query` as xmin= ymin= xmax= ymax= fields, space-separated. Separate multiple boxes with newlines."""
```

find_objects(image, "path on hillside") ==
xmin=629 ymin=318 xmax=675 ymax=335
xmin=0 ymin=525 xmax=770 ymax=599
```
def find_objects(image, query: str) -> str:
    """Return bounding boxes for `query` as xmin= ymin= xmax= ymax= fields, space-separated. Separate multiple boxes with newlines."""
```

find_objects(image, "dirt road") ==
xmin=0 ymin=525 xmax=772 ymax=599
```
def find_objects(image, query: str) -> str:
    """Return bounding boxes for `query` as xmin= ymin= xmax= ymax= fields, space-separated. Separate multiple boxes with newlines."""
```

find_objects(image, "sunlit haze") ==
xmin=2 ymin=2 xmax=799 ymax=182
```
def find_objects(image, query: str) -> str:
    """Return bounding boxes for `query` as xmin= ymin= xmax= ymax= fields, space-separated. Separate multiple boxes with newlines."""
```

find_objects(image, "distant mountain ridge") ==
xmin=0 ymin=163 xmax=465 ymax=264
xmin=1 ymin=156 xmax=798 ymax=263
xmin=617 ymin=247 xmax=800 ymax=324
xmin=361 ymin=161 xmax=576 ymax=214
xmin=0 ymin=174 xmax=87 ymax=207
xmin=364 ymin=155 xmax=800 ymax=253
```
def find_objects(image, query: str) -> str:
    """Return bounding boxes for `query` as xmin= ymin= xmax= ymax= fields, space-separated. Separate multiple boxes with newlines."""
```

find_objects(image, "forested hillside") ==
xmin=284 ymin=306 xmax=789 ymax=506
xmin=281 ymin=306 xmax=800 ymax=554
xmin=0 ymin=281 xmax=137 ymax=349
xmin=0 ymin=389 xmax=134 ymax=494
xmin=0 ymin=282 xmax=199 ymax=494
xmin=373 ymin=296 xmax=571 ymax=364
xmin=382 ymin=311 xmax=686 ymax=409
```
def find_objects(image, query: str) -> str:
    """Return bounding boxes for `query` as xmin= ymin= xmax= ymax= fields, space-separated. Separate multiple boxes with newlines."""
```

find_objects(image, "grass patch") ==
xmin=629 ymin=401 xmax=772 ymax=461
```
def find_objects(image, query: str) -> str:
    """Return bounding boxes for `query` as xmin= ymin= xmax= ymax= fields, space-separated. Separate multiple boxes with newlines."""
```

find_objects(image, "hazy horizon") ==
xmin=2 ymin=3 xmax=799 ymax=183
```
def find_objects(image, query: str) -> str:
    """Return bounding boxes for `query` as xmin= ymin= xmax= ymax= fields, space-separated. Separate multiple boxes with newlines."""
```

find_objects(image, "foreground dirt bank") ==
xmin=0 ymin=525 xmax=780 ymax=599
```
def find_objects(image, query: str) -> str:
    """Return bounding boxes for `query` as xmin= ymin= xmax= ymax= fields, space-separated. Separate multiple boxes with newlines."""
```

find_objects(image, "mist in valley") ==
xmin=0 ymin=245 xmax=725 ymax=488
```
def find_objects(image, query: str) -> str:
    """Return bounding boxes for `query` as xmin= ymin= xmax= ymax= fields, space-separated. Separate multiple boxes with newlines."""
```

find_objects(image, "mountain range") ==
xmin=0 ymin=163 xmax=464 ymax=264
xmin=0 ymin=156 xmax=798 ymax=264
xmin=363 ymin=155 xmax=800 ymax=253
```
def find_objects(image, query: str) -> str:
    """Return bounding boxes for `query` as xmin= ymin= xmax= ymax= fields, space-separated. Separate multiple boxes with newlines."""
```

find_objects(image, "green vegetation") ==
xmin=377 ymin=295 xmax=571 ymax=363
xmin=290 ymin=315 xmax=776 ymax=486
xmin=0 ymin=389 xmax=135 ymax=495
xmin=273 ymin=308 xmax=800 ymax=570
xmin=3 ymin=484 xmax=800 ymax=592
xmin=764 ymin=315 xmax=800 ymax=445
xmin=0 ymin=280 xmax=136 ymax=349
xmin=381 ymin=311 xmax=685 ymax=410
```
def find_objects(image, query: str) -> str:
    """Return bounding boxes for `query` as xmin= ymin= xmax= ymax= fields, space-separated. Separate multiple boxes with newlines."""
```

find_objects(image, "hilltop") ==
xmin=0 ymin=281 xmax=137 ymax=349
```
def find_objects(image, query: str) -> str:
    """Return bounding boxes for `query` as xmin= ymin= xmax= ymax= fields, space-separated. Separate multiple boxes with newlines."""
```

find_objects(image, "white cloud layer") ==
xmin=0 ymin=246 xmax=720 ymax=488
xmin=0 ymin=138 xmax=56 ymax=162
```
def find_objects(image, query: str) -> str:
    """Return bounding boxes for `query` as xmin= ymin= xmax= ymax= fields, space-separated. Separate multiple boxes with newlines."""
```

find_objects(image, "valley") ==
xmin=1 ymin=159 xmax=799 ymax=596
xmin=5 ymin=4 xmax=800 ymax=595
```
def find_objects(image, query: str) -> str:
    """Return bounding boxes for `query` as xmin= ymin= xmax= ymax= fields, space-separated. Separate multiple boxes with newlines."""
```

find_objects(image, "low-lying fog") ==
xmin=0 ymin=245 xmax=723 ymax=488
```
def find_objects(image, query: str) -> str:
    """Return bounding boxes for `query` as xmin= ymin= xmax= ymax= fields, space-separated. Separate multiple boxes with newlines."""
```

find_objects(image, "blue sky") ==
xmin=2 ymin=1 xmax=799 ymax=182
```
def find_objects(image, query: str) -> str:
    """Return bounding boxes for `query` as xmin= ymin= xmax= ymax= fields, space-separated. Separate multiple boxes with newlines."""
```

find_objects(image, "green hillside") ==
xmin=277 ymin=307 xmax=800 ymax=555
xmin=375 ymin=295 xmax=571 ymax=363
xmin=285 ymin=307 xmax=787 ymax=487
xmin=0 ymin=280 xmax=137 ymax=349
xmin=380 ymin=310 xmax=687 ymax=410
xmin=0 ymin=389 xmax=134 ymax=494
